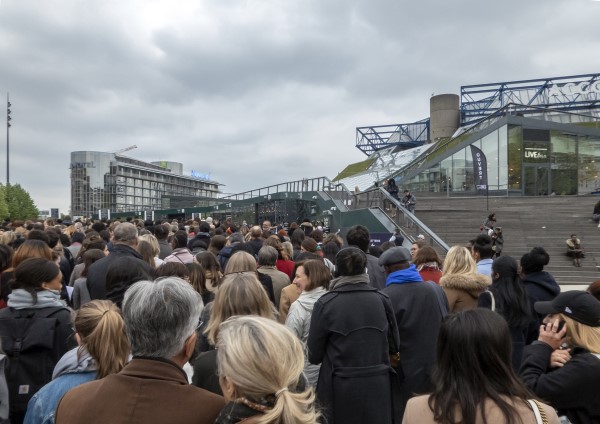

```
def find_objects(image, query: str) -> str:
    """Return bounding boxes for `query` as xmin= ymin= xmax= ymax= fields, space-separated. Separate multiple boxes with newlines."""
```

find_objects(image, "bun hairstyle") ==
xmin=74 ymin=300 xmax=130 ymax=379
xmin=217 ymin=316 xmax=319 ymax=424
xmin=11 ymin=257 xmax=60 ymax=304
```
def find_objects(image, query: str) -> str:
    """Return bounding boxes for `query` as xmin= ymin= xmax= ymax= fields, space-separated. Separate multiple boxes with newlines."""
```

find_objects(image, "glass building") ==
xmin=336 ymin=74 xmax=600 ymax=197
xmin=70 ymin=151 xmax=220 ymax=217
xmin=396 ymin=109 xmax=600 ymax=196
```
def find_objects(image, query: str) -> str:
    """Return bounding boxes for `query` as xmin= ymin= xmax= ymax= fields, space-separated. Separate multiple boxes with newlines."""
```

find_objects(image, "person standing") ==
xmin=308 ymin=247 xmax=399 ymax=424
xmin=55 ymin=278 xmax=225 ymax=424
xmin=379 ymin=247 xmax=446 ymax=418
xmin=401 ymin=190 xmax=416 ymax=227
xmin=285 ymin=260 xmax=329 ymax=388
xmin=346 ymin=225 xmax=386 ymax=290
xmin=86 ymin=223 xmax=152 ymax=301
xmin=403 ymin=309 xmax=559 ymax=424
xmin=0 ymin=258 xmax=76 ymax=424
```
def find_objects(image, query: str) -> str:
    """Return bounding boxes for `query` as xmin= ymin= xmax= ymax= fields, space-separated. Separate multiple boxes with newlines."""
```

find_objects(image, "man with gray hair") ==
xmin=86 ymin=222 xmax=153 ymax=301
xmin=257 ymin=245 xmax=291 ymax=307
xmin=55 ymin=278 xmax=225 ymax=424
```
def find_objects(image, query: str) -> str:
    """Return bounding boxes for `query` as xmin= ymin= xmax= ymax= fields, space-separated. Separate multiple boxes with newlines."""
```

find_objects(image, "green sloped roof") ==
xmin=332 ymin=157 xmax=376 ymax=181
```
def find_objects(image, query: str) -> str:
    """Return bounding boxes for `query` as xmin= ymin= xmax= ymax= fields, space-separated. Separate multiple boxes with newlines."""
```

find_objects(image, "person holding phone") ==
xmin=520 ymin=291 xmax=600 ymax=424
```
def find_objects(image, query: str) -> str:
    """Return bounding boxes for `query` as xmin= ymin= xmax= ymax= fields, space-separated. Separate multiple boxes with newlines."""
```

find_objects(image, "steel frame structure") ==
xmin=461 ymin=73 xmax=600 ymax=125
xmin=355 ymin=118 xmax=430 ymax=156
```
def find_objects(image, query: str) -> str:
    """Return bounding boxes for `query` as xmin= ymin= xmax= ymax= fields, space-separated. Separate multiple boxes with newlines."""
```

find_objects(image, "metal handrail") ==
xmin=218 ymin=176 xmax=355 ymax=202
xmin=355 ymin=187 xmax=450 ymax=253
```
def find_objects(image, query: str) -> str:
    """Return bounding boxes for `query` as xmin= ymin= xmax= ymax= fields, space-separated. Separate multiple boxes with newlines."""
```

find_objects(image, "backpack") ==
xmin=0 ymin=307 xmax=69 ymax=423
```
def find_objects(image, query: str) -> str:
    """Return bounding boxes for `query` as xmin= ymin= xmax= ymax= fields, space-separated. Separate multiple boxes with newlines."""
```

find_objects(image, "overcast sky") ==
xmin=1 ymin=0 xmax=600 ymax=214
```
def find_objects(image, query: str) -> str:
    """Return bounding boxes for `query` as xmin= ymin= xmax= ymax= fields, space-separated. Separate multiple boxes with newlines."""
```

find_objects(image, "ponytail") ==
xmin=75 ymin=300 xmax=130 ymax=379
xmin=259 ymin=388 xmax=317 ymax=424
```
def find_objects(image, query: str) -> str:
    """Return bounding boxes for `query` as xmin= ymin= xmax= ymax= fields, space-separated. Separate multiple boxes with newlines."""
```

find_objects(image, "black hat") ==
xmin=378 ymin=247 xmax=412 ymax=266
xmin=534 ymin=291 xmax=600 ymax=327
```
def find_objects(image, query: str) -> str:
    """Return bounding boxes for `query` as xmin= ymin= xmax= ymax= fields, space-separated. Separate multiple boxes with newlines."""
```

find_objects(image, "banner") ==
xmin=470 ymin=145 xmax=488 ymax=194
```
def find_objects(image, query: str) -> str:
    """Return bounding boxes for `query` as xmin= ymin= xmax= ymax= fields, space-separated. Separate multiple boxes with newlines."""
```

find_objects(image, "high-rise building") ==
xmin=70 ymin=151 xmax=220 ymax=217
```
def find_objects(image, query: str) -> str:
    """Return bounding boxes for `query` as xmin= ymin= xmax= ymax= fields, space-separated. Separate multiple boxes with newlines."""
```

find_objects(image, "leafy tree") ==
xmin=4 ymin=184 xmax=39 ymax=220
xmin=0 ymin=185 xmax=8 ymax=220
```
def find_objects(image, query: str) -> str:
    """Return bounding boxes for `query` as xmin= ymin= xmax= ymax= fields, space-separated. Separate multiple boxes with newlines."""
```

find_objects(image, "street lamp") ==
xmin=6 ymin=93 xmax=11 ymax=186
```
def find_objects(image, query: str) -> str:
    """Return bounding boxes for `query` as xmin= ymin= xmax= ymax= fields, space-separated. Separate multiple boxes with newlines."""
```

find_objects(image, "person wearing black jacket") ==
xmin=520 ymin=247 xmax=561 ymax=343
xmin=86 ymin=223 xmax=152 ymax=301
xmin=520 ymin=291 xmax=600 ymax=424
xmin=308 ymin=247 xmax=400 ymax=424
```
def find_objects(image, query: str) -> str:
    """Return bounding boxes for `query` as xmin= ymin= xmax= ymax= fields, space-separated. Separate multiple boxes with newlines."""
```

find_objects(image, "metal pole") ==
xmin=6 ymin=93 xmax=10 ymax=186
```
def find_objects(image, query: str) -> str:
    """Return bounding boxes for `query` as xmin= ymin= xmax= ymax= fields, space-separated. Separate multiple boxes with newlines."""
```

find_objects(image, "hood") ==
xmin=521 ymin=271 xmax=561 ymax=296
xmin=296 ymin=287 xmax=327 ymax=311
xmin=218 ymin=246 xmax=235 ymax=258
xmin=53 ymin=347 xmax=96 ymax=379
xmin=385 ymin=264 xmax=423 ymax=286
xmin=440 ymin=272 xmax=491 ymax=294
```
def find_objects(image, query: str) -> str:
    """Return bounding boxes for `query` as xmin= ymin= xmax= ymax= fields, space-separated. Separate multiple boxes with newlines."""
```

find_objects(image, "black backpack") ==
xmin=0 ymin=307 xmax=70 ymax=424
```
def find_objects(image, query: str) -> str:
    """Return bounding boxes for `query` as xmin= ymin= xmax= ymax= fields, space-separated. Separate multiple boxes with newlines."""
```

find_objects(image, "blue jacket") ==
xmin=24 ymin=347 xmax=97 ymax=424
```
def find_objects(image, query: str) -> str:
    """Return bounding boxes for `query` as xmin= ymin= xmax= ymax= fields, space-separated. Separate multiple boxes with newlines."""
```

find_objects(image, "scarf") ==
xmin=416 ymin=261 xmax=440 ymax=272
xmin=329 ymin=273 xmax=369 ymax=290
xmin=7 ymin=288 xmax=66 ymax=309
xmin=52 ymin=346 xmax=96 ymax=379
xmin=385 ymin=264 xmax=423 ymax=286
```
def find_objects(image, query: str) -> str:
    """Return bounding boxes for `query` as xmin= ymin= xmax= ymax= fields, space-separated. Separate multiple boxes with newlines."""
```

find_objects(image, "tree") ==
xmin=4 ymin=184 xmax=39 ymax=220
xmin=0 ymin=185 xmax=8 ymax=219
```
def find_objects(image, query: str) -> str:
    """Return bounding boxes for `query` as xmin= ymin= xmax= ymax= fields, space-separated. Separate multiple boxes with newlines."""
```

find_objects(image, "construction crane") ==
xmin=113 ymin=145 xmax=138 ymax=155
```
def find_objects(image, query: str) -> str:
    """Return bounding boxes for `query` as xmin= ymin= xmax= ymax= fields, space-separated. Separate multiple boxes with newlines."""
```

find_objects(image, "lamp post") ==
xmin=6 ymin=93 xmax=11 ymax=186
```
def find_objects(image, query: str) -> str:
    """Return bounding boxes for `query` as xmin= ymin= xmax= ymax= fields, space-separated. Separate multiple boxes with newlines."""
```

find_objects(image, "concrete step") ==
xmin=413 ymin=195 xmax=600 ymax=287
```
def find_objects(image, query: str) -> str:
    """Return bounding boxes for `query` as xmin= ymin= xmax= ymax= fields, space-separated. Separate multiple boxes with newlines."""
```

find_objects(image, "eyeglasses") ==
xmin=195 ymin=319 xmax=204 ymax=332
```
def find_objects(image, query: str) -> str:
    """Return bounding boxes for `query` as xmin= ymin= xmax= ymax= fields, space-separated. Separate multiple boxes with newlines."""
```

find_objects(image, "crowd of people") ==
xmin=0 ymin=215 xmax=597 ymax=423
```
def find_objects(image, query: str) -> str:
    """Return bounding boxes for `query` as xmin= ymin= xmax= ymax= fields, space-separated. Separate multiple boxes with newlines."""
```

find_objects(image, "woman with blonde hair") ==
xmin=192 ymin=273 xmax=276 ymax=395
xmin=225 ymin=251 xmax=275 ymax=304
xmin=439 ymin=246 xmax=490 ymax=313
xmin=520 ymin=291 xmax=600 ymax=423
xmin=24 ymin=299 xmax=130 ymax=424
xmin=215 ymin=316 xmax=319 ymax=424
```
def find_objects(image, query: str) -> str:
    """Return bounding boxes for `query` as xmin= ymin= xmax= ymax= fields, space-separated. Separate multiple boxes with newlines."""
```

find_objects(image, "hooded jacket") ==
xmin=285 ymin=287 xmax=327 ymax=387
xmin=521 ymin=271 xmax=560 ymax=342
xmin=440 ymin=272 xmax=491 ymax=313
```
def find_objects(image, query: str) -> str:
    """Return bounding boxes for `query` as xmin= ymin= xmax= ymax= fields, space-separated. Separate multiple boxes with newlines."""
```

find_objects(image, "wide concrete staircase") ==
xmin=414 ymin=195 xmax=600 ymax=290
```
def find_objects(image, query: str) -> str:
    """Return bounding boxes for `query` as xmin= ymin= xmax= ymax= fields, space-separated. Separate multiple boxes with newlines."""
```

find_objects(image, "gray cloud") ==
xmin=0 ymin=0 xmax=599 ymax=213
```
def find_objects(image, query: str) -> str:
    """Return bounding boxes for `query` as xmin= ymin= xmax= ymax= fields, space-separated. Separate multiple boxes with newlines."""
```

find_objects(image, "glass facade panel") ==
xmin=508 ymin=125 xmax=522 ymax=190
xmin=550 ymin=131 xmax=577 ymax=195
xmin=498 ymin=125 xmax=508 ymax=191
xmin=404 ymin=123 xmax=600 ymax=197
xmin=578 ymin=134 xmax=600 ymax=194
